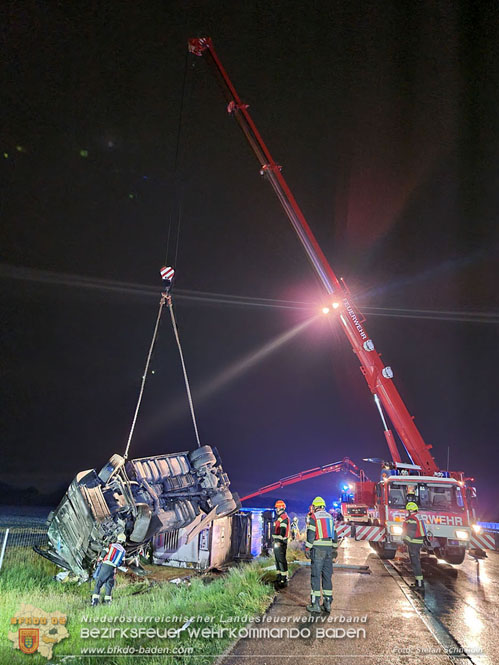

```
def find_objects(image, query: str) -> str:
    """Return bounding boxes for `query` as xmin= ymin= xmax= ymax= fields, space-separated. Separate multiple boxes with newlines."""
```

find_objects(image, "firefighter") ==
xmin=305 ymin=496 xmax=338 ymax=614
xmin=272 ymin=500 xmax=290 ymax=589
xmin=91 ymin=533 xmax=126 ymax=606
xmin=403 ymin=501 xmax=426 ymax=593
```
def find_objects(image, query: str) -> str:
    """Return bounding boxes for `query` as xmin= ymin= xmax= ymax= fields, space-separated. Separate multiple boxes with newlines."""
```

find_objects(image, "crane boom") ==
xmin=241 ymin=457 xmax=366 ymax=501
xmin=189 ymin=38 xmax=438 ymax=476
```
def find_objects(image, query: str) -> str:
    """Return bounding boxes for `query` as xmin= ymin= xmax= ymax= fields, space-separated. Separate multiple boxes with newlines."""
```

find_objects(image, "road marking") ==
xmin=383 ymin=559 xmax=479 ymax=665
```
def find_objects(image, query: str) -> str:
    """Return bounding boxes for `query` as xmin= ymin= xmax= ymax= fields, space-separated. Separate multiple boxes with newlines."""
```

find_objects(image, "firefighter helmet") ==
xmin=275 ymin=500 xmax=286 ymax=511
xmin=405 ymin=502 xmax=419 ymax=513
xmin=116 ymin=533 xmax=126 ymax=543
xmin=312 ymin=496 xmax=326 ymax=508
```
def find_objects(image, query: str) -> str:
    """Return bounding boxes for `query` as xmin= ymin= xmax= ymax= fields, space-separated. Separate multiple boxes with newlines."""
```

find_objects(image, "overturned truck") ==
xmin=35 ymin=445 xmax=240 ymax=580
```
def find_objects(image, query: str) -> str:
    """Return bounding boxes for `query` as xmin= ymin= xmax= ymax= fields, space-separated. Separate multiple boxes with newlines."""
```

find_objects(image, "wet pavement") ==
xmin=389 ymin=546 xmax=499 ymax=665
xmin=218 ymin=540 xmax=498 ymax=665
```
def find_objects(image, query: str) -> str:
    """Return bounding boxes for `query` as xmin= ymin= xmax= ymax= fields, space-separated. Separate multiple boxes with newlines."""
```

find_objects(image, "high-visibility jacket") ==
xmin=403 ymin=514 xmax=427 ymax=544
xmin=272 ymin=512 xmax=290 ymax=542
xmin=306 ymin=509 xmax=338 ymax=549
xmin=102 ymin=543 xmax=126 ymax=567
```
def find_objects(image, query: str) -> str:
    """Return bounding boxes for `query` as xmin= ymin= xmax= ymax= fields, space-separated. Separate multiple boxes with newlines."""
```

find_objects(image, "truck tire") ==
xmin=210 ymin=489 xmax=239 ymax=517
xmin=189 ymin=446 xmax=216 ymax=470
xmin=98 ymin=454 xmax=125 ymax=484
xmin=442 ymin=548 xmax=466 ymax=565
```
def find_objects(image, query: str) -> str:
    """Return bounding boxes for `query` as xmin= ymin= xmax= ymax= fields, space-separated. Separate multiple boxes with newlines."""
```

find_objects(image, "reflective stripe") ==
xmin=281 ymin=570 xmax=288 ymax=578
xmin=415 ymin=575 xmax=423 ymax=581
xmin=404 ymin=515 xmax=426 ymax=539
xmin=404 ymin=536 xmax=424 ymax=544
xmin=272 ymin=535 xmax=286 ymax=541
xmin=311 ymin=510 xmax=335 ymax=544
xmin=305 ymin=542 xmax=314 ymax=548
xmin=102 ymin=543 xmax=125 ymax=567
xmin=312 ymin=591 xmax=321 ymax=597
xmin=273 ymin=513 xmax=290 ymax=539
xmin=313 ymin=540 xmax=333 ymax=547
xmin=323 ymin=590 xmax=333 ymax=597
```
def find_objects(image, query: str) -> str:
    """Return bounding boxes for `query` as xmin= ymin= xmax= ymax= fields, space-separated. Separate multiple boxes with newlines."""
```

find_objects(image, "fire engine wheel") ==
xmin=441 ymin=548 xmax=466 ymax=565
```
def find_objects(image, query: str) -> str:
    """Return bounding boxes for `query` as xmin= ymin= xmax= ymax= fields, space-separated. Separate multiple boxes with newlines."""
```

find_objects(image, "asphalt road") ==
xmin=218 ymin=540 xmax=498 ymax=665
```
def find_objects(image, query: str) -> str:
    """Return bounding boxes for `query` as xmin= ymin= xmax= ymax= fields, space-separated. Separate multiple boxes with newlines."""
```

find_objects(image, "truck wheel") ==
xmin=98 ymin=454 xmax=125 ymax=484
xmin=210 ymin=489 xmax=239 ymax=517
xmin=189 ymin=446 xmax=216 ymax=470
xmin=442 ymin=548 xmax=466 ymax=565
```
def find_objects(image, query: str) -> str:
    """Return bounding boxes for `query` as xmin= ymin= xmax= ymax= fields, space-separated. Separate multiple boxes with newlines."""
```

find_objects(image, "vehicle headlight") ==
xmin=455 ymin=529 xmax=470 ymax=540
xmin=390 ymin=525 xmax=403 ymax=535
xmin=472 ymin=524 xmax=482 ymax=534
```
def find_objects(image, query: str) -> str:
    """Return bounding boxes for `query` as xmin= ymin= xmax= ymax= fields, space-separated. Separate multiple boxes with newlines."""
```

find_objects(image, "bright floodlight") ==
xmin=322 ymin=307 xmax=330 ymax=314
xmin=332 ymin=302 xmax=340 ymax=309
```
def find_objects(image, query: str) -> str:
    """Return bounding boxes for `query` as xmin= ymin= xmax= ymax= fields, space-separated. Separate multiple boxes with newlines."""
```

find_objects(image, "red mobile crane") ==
xmin=188 ymin=39 xmax=490 ymax=562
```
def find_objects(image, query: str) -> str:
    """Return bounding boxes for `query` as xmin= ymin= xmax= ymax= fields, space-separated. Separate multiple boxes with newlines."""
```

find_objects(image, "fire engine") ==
xmin=188 ymin=39 xmax=493 ymax=563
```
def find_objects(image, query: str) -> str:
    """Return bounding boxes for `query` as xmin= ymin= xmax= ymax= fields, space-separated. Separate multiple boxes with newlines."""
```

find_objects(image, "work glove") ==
xmin=305 ymin=548 xmax=311 ymax=560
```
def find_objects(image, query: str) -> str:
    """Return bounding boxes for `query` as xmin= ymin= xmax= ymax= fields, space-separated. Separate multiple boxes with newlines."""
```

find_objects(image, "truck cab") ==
xmin=341 ymin=503 xmax=369 ymax=524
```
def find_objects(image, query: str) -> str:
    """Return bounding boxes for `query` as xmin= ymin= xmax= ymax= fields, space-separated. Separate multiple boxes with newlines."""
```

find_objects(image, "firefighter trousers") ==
xmin=273 ymin=541 xmax=288 ymax=580
xmin=93 ymin=562 xmax=116 ymax=597
xmin=311 ymin=546 xmax=333 ymax=599
xmin=407 ymin=542 xmax=423 ymax=580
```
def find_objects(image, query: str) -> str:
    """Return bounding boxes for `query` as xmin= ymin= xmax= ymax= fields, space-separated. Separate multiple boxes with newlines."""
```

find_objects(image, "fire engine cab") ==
xmin=357 ymin=461 xmax=474 ymax=563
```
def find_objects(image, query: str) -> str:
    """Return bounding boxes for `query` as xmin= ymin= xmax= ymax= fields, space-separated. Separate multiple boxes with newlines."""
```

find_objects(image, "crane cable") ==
xmin=124 ymin=294 xmax=167 ymax=460
xmin=124 ymin=54 xmax=201 ymax=459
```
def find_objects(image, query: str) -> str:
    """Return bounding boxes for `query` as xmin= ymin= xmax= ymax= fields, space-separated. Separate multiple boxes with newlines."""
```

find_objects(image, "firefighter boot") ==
xmin=274 ymin=574 xmax=282 ymax=591
xmin=410 ymin=579 xmax=425 ymax=594
xmin=102 ymin=595 xmax=112 ymax=605
xmin=306 ymin=596 xmax=321 ymax=614
xmin=91 ymin=594 xmax=99 ymax=607
xmin=322 ymin=597 xmax=332 ymax=614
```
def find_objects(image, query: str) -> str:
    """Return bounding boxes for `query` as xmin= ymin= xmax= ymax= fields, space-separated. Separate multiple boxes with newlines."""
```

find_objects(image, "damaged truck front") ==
xmin=35 ymin=445 xmax=240 ymax=580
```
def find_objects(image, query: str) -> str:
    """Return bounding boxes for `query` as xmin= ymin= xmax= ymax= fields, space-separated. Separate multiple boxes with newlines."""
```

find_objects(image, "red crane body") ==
xmin=240 ymin=458 xmax=367 ymax=502
xmin=188 ymin=37 xmax=438 ymax=476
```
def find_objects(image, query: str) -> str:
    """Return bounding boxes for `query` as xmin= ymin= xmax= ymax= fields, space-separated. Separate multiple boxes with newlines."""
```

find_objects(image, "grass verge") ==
xmin=1 ymin=548 xmax=277 ymax=665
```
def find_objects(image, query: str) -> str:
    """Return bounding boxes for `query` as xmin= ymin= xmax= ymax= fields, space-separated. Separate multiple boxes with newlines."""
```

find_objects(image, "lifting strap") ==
xmin=167 ymin=295 xmax=201 ymax=448
xmin=124 ymin=290 xmax=201 ymax=460
xmin=123 ymin=294 xmax=167 ymax=460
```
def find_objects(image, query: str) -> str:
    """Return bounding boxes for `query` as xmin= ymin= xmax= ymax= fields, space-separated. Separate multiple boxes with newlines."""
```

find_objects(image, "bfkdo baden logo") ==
xmin=8 ymin=604 xmax=69 ymax=659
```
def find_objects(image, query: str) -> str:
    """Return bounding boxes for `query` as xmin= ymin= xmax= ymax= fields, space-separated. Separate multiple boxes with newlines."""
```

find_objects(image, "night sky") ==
xmin=1 ymin=2 xmax=498 ymax=518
